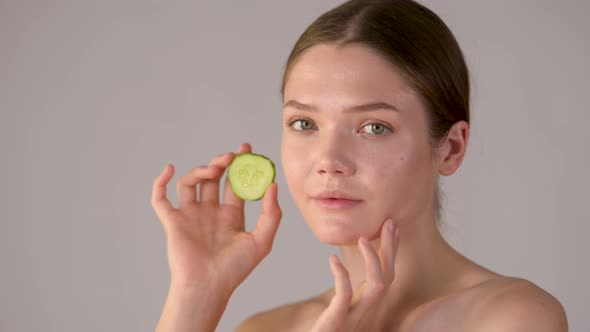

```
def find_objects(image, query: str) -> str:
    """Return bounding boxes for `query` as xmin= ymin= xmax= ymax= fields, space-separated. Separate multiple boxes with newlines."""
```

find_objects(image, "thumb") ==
xmin=251 ymin=183 xmax=282 ymax=257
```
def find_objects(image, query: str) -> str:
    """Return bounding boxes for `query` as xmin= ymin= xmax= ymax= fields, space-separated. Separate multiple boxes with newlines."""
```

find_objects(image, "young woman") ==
xmin=152 ymin=1 xmax=568 ymax=331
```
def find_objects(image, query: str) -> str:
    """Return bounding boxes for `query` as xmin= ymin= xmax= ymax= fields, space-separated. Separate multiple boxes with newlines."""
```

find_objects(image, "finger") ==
xmin=151 ymin=164 xmax=177 ymax=227
xmin=378 ymin=219 xmax=397 ymax=283
xmin=394 ymin=227 xmax=400 ymax=270
xmin=200 ymin=152 xmax=236 ymax=204
xmin=348 ymin=237 xmax=388 ymax=323
xmin=176 ymin=165 xmax=224 ymax=209
xmin=351 ymin=279 xmax=368 ymax=307
xmin=358 ymin=236 xmax=387 ymax=301
xmin=222 ymin=143 xmax=252 ymax=209
xmin=329 ymin=255 xmax=353 ymax=310
xmin=311 ymin=256 xmax=351 ymax=332
xmin=250 ymin=182 xmax=282 ymax=257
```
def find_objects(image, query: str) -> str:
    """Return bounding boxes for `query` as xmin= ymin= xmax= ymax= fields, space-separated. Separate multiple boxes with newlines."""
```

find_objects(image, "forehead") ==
xmin=284 ymin=43 xmax=416 ymax=106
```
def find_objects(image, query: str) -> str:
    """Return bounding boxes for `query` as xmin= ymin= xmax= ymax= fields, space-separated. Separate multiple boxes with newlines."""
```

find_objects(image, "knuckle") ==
xmin=191 ymin=165 xmax=209 ymax=175
xmin=151 ymin=203 xmax=166 ymax=219
xmin=272 ymin=209 xmax=282 ymax=220
xmin=152 ymin=180 xmax=165 ymax=191
xmin=339 ymin=287 xmax=353 ymax=300
xmin=151 ymin=194 xmax=164 ymax=206
xmin=374 ymin=280 xmax=386 ymax=289
xmin=264 ymin=246 xmax=272 ymax=257
xmin=262 ymin=240 xmax=274 ymax=256
xmin=371 ymin=282 xmax=387 ymax=295
xmin=259 ymin=245 xmax=271 ymax=258
xmin=151 ymin=198 xmax=166 ymax=211
xmin=176 ymin=166 xmax=207 ymax=186
xmin=150 ymin=196 xmax=159 ymax=206
xmin=208 ymin=164 xmax=223 ymax=173
xmin=210 ymin=153 xmax=232 ymax=166
xmin=216 ymin=152 xmax=232 ymax=160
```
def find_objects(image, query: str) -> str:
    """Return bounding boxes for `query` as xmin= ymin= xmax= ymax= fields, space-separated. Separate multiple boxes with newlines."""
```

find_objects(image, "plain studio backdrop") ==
xmin=2 ymin=0 xmax=589 ymax=331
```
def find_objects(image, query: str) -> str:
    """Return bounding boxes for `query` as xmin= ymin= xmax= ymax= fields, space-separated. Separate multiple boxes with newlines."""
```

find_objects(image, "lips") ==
xmin=314 ymin=198 xmax=362 ymax=210
xmin=314 ymin=190 xmax=360 ymax=200
xmin=313 ymin=190 xmax=362 ymax=210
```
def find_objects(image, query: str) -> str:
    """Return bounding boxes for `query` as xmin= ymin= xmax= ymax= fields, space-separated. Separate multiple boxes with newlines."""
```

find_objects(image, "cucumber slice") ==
xmin=227 ymin=152 xmax=276 ymax=201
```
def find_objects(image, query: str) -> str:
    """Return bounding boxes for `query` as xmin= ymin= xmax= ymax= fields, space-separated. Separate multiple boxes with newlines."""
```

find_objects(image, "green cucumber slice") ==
xmin=227 ymin=152 xmax=276 ymax=201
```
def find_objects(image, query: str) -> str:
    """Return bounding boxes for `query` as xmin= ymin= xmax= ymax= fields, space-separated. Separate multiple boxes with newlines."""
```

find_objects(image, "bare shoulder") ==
xmin=465 ymin=277 xmax=568 ymax=332
xmin=234 ymin=303 xmax=295 ymax=332
xmin=234 ymin=294 xmax=326 ymax=332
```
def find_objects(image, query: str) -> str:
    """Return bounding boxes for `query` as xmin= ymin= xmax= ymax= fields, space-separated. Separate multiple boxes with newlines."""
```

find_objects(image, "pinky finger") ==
xmin=311 ymin=256 xmax=352 ymax=331
xmin=151 ymin=164 xmax=177 ymax=223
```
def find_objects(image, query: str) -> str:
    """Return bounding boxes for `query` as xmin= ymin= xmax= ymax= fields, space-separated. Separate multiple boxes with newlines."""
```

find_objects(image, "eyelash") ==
xmin=287 ymin=118 xmax=393 ymax=135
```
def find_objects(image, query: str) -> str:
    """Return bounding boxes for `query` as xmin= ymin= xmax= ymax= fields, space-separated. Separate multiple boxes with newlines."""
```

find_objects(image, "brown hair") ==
xmin=279 ymin=0 xmax=470 ymax=226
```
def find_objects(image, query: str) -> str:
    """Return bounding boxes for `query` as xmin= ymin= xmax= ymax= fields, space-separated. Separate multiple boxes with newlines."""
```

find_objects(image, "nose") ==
xmin=314 ymin=134 xmax=355 ymax=177
xmin=316 ymin=158 xmax=354 ymax=176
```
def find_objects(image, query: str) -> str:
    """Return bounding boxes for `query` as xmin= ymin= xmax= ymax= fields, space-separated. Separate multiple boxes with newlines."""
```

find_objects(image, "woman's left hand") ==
xmin=310 ymin=219 xmax=400 ymax=332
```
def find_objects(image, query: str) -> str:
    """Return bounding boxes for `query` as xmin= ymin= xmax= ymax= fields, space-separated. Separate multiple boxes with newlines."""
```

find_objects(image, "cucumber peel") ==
xmin=227 ymin=152 xmax=276 ymax=201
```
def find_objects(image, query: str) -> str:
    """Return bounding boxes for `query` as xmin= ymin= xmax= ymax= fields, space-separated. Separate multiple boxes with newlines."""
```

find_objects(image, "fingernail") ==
xmin=330 ymin=255 xmax=340 ymax=266
xmin=388 ymin=219 xmax=395 ymax=233
xmin=360 ymin=237 xmax=369 ymax=247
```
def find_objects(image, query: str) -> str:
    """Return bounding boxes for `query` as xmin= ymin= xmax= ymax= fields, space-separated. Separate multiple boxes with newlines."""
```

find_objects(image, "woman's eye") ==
xmin=360 ymin=123 xmax=391 ymax=135
xmin=290 ymin=119 xmax=315 ymax=131
xmin=288 ymin=120 xmax=390 ymax=134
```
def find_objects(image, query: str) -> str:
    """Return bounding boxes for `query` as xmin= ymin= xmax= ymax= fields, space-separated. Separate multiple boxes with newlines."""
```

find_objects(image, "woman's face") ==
xmin=281 ymin=43 xmax=438 ymax=245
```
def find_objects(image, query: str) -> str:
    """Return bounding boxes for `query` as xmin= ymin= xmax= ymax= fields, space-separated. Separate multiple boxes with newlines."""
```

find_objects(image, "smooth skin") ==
xmin=153 ymin=43 xmax=568 ymax=331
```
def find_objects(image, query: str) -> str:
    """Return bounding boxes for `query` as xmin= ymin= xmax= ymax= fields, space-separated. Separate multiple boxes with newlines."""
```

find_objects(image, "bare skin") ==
xmin=152 ymin=43 xmax=567 ymax=331
xmin=238 ymin=273 xmax=562 ymax=332
xmin=236 ymin=43 xmax=567 ymax=331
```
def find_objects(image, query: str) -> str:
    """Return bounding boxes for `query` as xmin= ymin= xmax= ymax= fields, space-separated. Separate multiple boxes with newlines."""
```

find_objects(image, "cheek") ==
xmin=368 ymin=152 xmax=423 ymax=202
xmin=370 ymin=153 xmax=408 ymax=182
xmin=281 ymin=139 xmax=307 ymax=192
xmin=370 ymin=150 xmax=434 ymax=213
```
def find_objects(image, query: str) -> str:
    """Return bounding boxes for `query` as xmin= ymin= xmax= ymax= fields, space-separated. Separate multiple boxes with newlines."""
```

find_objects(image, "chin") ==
xmin=305 ymin=215 xmax=369 ymax=246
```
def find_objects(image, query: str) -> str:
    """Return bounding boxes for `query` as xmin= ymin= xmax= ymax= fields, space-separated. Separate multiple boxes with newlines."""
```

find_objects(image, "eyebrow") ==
xmin=283 ymin=100 xmax=402 ymax=113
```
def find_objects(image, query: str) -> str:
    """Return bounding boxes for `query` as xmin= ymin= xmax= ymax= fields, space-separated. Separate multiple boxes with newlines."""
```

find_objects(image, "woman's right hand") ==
xmin=151 ymin=143 xmax=282 ymax=296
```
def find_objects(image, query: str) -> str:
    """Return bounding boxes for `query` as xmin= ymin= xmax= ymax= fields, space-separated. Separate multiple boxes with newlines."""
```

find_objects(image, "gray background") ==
xmin=2 ymin=0 xmax=589 ymax=331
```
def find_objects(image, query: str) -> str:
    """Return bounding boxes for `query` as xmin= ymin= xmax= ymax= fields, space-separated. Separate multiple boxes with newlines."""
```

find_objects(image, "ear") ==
xmin=437 ymin=121 xmax=469 ymax=176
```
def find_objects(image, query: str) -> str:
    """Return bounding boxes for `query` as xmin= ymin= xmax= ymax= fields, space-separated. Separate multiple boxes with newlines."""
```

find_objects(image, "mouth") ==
xmin=313 ymin=197 xmax=363 ymax=210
